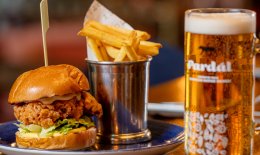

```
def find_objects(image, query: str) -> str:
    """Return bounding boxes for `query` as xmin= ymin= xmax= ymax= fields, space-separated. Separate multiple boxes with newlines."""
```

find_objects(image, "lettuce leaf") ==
xmin=15 ymin=116 xmax=94 ymax=137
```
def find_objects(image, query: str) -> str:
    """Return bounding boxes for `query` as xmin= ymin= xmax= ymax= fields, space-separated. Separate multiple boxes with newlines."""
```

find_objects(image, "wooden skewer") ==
xmin=40 ymin=0 xmax=49 ymax=66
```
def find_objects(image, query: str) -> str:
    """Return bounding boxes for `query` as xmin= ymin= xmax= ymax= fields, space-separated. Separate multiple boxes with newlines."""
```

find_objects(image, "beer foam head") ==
xmin=185 ymin=12 xmax=256 ymax=34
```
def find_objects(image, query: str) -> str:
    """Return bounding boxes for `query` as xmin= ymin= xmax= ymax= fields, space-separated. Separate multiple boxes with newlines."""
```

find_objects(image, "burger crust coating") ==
xmin=14 ymin=92 xmax=102 ymax=128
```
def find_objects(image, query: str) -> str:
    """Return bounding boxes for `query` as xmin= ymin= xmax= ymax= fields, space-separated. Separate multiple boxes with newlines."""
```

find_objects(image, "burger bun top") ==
xmin=8 ymin=64 xmax=89 ymax=104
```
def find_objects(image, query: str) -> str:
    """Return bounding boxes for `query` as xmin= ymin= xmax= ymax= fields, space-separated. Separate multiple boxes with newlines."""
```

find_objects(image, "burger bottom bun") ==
xmin=16 ymin=127 xmax=96 ymax=150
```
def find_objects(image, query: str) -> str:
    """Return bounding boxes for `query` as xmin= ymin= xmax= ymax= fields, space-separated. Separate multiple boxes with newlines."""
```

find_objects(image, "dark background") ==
xmin=0 ymin=0 xmax=259 ymax=122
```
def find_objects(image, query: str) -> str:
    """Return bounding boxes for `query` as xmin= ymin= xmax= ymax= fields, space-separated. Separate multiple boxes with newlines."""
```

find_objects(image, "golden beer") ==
xmin=185 ymin=9 xmax=256 ymax=155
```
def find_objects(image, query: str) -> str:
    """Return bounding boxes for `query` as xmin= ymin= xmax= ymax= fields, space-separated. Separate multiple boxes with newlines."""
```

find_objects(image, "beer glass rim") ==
xmin=85 ymin=56 xmax=152 ymax=65
xmin=185 ymin=8 xmax=256 ymax=34
xmin=185 ymin=8 xmax=256 ymax=15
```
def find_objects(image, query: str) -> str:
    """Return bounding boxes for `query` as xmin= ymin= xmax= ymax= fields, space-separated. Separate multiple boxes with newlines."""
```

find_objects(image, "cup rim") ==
xmin=85 ymin=56 xmax=152 ymax=65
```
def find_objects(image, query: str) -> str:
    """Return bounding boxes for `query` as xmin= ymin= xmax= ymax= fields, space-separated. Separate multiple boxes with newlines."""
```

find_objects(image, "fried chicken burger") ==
xmin=8 ymin=64 xmax=103 ymax=150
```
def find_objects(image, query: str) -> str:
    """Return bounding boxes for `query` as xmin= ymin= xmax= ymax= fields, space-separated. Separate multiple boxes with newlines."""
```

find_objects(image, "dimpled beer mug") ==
xmin=184 ymin=8 xmax=258 ymax=155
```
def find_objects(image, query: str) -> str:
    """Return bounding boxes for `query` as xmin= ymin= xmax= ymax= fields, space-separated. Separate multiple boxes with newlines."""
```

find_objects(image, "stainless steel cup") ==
xmin=86 ymin=58 xmax=152 ymax=144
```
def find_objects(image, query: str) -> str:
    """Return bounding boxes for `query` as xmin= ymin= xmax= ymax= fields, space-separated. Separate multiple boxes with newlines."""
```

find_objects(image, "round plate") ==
xmin=0 ymin=120 xmax=184 ymax=155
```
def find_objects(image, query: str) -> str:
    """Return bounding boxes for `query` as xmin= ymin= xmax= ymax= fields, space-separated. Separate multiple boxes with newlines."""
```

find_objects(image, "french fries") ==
xmin=124 ymin=45 xmax=138 ymax=61
xmin=87 ymin=38 xmax=103 ymax=61
xmin=78 ymin=20 xmax=162 ymax=62
xmin=105 ymin=46 xmax=120 ymax=59
xmin=114 ymin=46 xmax=127 ymax=62
xmin=96 ymin=40 xmax=109 ymax=61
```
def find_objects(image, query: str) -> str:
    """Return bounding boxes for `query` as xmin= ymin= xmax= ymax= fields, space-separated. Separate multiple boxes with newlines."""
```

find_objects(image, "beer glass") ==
xmin=185 ymin=8 xmax=257 ymax=155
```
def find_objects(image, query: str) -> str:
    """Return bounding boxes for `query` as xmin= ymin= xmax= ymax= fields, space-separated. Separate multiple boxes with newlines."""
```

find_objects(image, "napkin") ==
xmin=84 ymin=0 xmax=133 ymax=61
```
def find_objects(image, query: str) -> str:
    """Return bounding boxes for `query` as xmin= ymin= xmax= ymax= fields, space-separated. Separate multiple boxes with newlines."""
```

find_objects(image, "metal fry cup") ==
xmin=85 ymin=58 xmax=152 ymax=144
